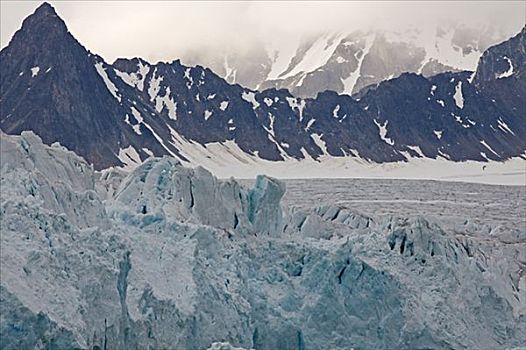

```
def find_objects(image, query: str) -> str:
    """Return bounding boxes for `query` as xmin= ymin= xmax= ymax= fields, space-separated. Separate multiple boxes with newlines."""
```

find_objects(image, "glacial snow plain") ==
xmin=279 ymin=179 xmax=526 ymax=234
xmin=1 ymin=132 xmax=525 ymax=350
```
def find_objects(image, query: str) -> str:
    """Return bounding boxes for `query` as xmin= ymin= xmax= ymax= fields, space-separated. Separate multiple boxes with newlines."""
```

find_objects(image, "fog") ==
xmin=1 ymin=1 xmax=525 ymax=63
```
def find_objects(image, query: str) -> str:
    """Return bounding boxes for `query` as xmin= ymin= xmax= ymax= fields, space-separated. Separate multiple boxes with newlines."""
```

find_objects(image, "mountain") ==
xmin=1 ymin=131 xmax=524 ymax=349
xmin=181 ymin=24 xmax=513 ymax=98
xmin=1 ymin=3 xmax=525 ymax=174
xmin=0 ymin=3 xmax=184 ymax=169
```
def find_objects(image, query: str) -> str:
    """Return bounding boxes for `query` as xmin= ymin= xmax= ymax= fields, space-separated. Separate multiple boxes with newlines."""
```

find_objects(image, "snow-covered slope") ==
xmin=166 ymin=139 xmax=526 ymax=185
xmin=182 ymin=23 xmax=514 ymax=98
xmin=1 ymin=131 xmax=525 ymax=349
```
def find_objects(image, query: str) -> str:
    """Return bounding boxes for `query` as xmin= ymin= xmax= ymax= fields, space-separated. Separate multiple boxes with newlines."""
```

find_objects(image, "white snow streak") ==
xmin=480 ymin=140 xmax=500 ymax=157
xmin=95 ymin=63 xmax=121 ymax=102
xmin=305 ymin=118 xmax=315 ymax=131
xmin=130 ymin=107 xmax=144 ymax=135
xmin=332 ymin=105 xmax=340 ymax=118
xmin=281 ymin=32 xmax=347 ymax=80
xmin=342 ymin=33 xmax=375 ymax=95
xmin=311 ymin=134 xmax=328 ymax=154
xmin=497 ymin=118 xmax=515 ymax=135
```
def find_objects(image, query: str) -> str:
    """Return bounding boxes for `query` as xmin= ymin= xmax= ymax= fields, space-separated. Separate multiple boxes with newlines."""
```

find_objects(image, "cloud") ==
xmin=1 ymin=1 xmax=525 ymax=63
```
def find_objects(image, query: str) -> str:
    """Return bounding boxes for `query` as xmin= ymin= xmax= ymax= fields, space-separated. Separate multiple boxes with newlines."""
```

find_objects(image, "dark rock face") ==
xmin=0 ymin=3 xmax=180 ymax=169
xmin=1 ymin=3 xmax=525 ymax=170
xmin=473 ymin=26 xmax=526 ymax=127
xmin=474 ymin=27 xmax=526 ymax=85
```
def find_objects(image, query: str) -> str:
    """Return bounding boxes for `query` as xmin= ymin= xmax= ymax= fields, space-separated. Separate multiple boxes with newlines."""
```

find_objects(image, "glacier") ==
xmin=1 ymin=131 xmax=525 ymax=350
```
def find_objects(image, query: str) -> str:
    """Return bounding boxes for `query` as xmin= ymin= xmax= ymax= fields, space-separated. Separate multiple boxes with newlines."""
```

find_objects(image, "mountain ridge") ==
xmin=1 ymin=2 xmax=525 ymax=173
xmin=181 ymin=22 xmax=516 ymax=98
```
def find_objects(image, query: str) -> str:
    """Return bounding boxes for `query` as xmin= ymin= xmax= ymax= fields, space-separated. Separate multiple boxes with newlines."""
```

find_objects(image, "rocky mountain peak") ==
xmin=32 ymin=2 xmax=57 ymax=17
xmin=14 ymin=2 xmax=67 ymax=42
xmin=473 ymin=25 xmax=526 ymax=86
xmin=0 ymin=1 xmax=82 ymax=72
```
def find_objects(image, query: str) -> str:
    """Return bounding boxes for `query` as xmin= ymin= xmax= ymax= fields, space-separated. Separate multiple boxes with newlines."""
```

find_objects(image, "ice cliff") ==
xmin=1 ymin=132 xmax=525 ymax=350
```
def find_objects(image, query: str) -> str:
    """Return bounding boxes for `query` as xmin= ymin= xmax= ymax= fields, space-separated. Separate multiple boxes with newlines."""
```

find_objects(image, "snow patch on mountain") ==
xmin=332 ymin=105 xmax=341 ymax=118
xmin=95 ymin=62 xmax=121 ymax=102
xmin=374 ymin=119 xmax=395 ymax=146
xmin=280 ymin=32 xmax=347 ymax=80
xmin=147 ymin=68 xmax=164 ymax=102
xmin=497 ymin=56 xmax=514 ymax=79
xmin=153 ymin=86 xmax=177 ymax=120
xmin=114 ymin=61 xmax=150 ymax=91
xmin=311 ymin=133 xmax=328 ymax=154
xmin=286 ymin=97 xmax=305 ymax=121
xmin=497 ymin=118 xmax=515 ymax=135
xmin=342 ymin=33 xmax=375 ymax=95
xmin=130 ymin=107 xmax=143 ymax=135
xmin=480 ymin=140 xmax=500 ymax=157
xmin=118 ymin=145 xmax=142 ymax=169
xmin=453 ymin=81 xmax=464 ymax=109
xmin=30 ymin=66 xmax=40 ymax=77
xmin=220 ymin=101 xmax=229 ymax=111
xmin=266 ymin=36 xmax=301 ymax=81
xmin=242 ymin=91 xmax=260 ymax=109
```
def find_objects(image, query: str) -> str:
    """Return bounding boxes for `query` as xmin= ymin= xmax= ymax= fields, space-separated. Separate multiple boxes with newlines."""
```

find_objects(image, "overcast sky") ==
xmin=1 ymin=1 xmax=525 ymax=63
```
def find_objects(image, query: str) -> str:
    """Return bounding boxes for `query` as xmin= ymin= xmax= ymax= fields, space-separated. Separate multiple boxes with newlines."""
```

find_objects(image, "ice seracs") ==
xmin=1 ymin=132 xmax=525 ymax=349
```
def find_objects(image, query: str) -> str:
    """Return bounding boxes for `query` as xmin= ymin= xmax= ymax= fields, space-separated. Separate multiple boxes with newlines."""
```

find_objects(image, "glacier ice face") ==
xmin=247 ymin=175 xmax=285 ymax=236
xmin=107 ymin=157 xmax=283 ymax=235
xmin=1 ymin=132 xmax=525 ymax=350
xmin=207 ymin=342 xmax=252 ymax=350
xmin=1 ymin=131 xmax=108 ymax=230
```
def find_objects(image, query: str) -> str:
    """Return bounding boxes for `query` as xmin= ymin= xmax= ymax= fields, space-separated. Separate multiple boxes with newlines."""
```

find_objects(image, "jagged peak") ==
xmin=0 ymin=1 xmax=90 ymax=60
xmin=113 ymin=57 xmax=151 ymax=66
xmin=2 ymin=1 xmax=69 ymax=47
xmin=112 ymin=57 xmax=152 ymax=74
xmin=0 ymin=3 xmax=63 ymax=52
xmin=23 ymin=2 xmax=64 ymax=27
xmin=33 ymin=2 xmax=57 ymax=16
